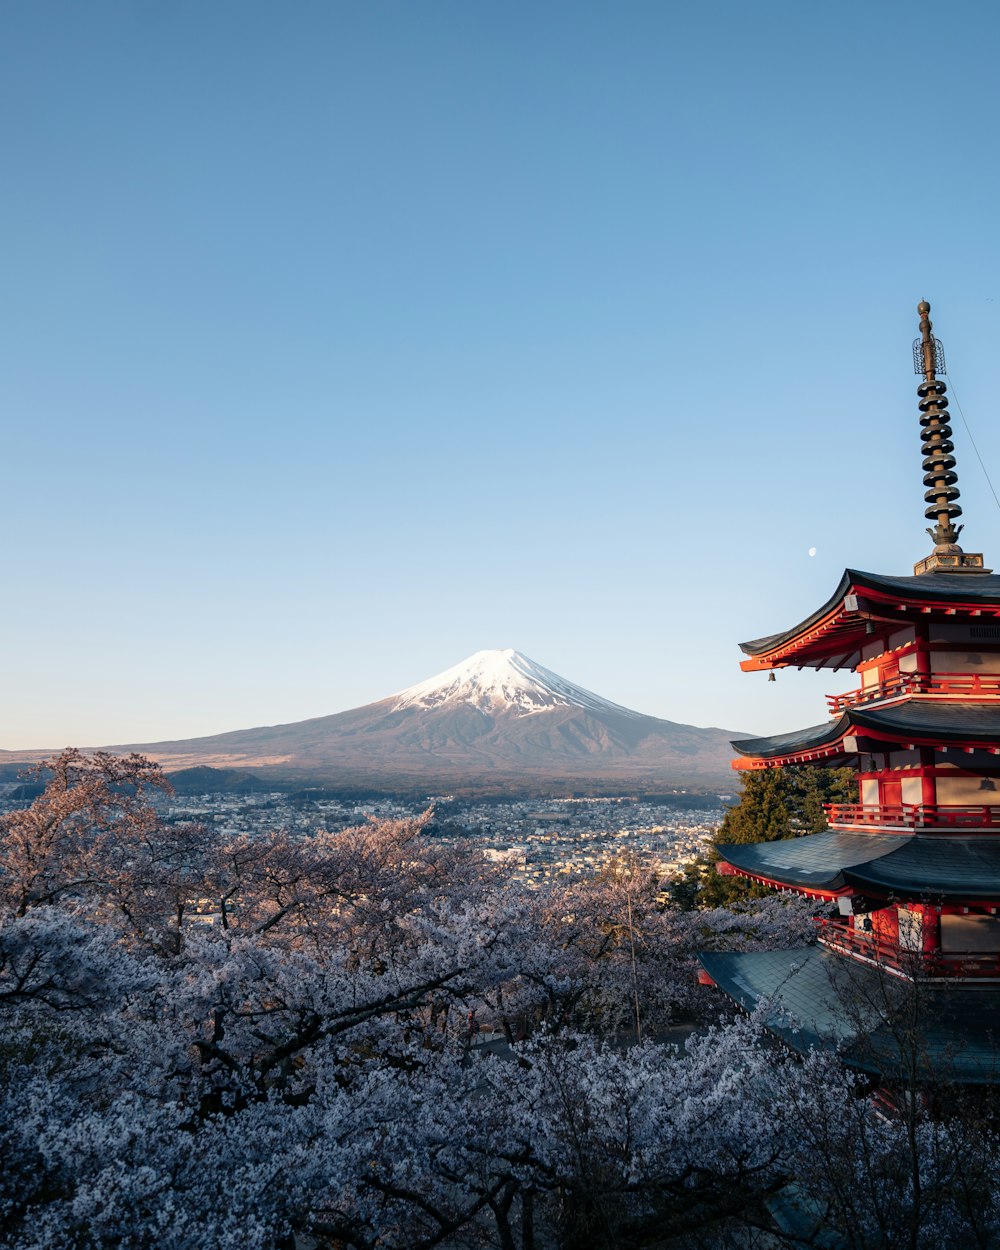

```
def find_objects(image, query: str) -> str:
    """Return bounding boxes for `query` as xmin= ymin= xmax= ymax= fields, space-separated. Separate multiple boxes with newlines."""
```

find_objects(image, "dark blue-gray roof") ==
xmin=698 ymin=944 xmax=1000 ymax=1083
xmin=718 ymin=830 xmax=1000 ymax=900
xmin=732 ymin=700 xmax=1000 ymax=760
xmin=740 ymin=568 xmax=1000 ymax=658
xmin=845 ymin=836 xmax=1000 ymax=900
xmin=716 ymin=830 xmax=909 ymax=891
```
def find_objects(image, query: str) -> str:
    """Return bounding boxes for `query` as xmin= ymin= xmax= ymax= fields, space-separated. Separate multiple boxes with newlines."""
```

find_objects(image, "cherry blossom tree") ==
xmin=4 ymin=752 xmax=1000 ymax=1250
xmin=0 ymin=749 xmax=169 ymax=919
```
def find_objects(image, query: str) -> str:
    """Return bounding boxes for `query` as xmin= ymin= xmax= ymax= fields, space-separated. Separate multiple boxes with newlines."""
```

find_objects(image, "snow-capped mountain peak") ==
xmin=71 ymin=647 xmax=739 ymax=789
xmin=389 ymin=649 xmax=641 ymax=718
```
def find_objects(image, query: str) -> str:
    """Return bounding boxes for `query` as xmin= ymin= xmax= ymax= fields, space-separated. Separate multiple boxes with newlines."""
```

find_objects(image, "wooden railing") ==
xmin=816 ymin=918 xmax=1000 ymax=980
xmin=824 ymin=802 xmax=1000 ymax=830
xmin=827 ymin=671 xmax=1000 ymax=714
xmin=816 ymin=918 xmax=922 ymax=975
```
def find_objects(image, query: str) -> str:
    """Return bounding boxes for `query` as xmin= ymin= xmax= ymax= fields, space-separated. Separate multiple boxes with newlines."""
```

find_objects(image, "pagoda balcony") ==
xmin=816 ymin=918 xmax=1000 ymax=981
xmin=825 ymin=802 xmax=1000 ymax=831
xmin=826 ymin=671 xmax=1000 ymax=714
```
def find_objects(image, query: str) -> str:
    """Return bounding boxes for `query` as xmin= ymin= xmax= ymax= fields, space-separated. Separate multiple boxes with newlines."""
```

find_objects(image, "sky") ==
xmin=4 ymin=0 xmax=1000 ymax=750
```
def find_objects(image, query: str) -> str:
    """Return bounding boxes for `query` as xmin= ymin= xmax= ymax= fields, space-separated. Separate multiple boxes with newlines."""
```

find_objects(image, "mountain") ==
xmin=100 ymin=649 xmax=741 ymax=793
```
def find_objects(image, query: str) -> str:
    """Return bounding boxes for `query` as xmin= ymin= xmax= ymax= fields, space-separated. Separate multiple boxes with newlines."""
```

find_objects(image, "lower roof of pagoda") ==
xmin=698 ymin=944 xmax=1000 ymax=1083
xmin=718 ymin=830 xmax=1000 ymax=901
xmin=732 ymin=699 xmax=1000 ymax=767
xmin=739 ymin=568 xmax=1000 ymax=672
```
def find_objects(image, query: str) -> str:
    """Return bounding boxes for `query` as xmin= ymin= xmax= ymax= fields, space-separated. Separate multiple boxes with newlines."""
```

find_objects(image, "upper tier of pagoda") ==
xmin=739 ymin=568 xmax=1000 ymax=672
xmin=699 ymin=303 xmax=1000 ymax=1083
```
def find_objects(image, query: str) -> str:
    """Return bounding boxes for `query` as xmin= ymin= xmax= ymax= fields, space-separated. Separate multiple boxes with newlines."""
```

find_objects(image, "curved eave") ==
xmin=842 ymin=836 xmax=1000 ymax=902
xmin=739 ymin=569 xmax=1000 ymax=672
xmin=739 ymin=569 xmax=857 ymax=672
xmin=716 ymin=830 xmax=910 ymax=895
xmin=718 ymin=830 xmax=1000 ymax=903
xmin=731 ymin=714 xmax=851 ymax=769
xmin=716 ymin=868 xmax=845 ymax=901
xmin=697 ymin=946 xmax=871 ymax=1058
xmin=698 ymin=946 xmax=1000 ymax=1083
xmin=732 ymin=701 xmax=1000 ymax=770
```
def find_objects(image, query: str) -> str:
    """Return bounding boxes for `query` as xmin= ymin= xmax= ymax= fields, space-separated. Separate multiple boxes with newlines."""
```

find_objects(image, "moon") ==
xmin=808 ymin=547 xmax=817 ymax=557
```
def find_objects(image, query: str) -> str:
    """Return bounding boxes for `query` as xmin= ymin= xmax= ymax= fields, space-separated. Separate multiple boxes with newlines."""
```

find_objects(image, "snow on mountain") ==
xmin=390 ymin=649 xmax=642 ymax=718
xmin=3 ymin=648 xmax=742 ymax=791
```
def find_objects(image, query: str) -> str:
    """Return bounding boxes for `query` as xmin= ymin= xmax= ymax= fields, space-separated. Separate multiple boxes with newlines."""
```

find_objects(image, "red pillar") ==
xmin=914 ymin=629 xmax=937 ymax=811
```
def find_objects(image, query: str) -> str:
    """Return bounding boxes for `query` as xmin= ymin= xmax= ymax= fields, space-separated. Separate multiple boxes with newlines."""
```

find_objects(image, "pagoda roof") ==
xmin=718 ymin=829 xmax=1000 ymax=901
xmin=698 ymin=944 xmax=1000 ymax=1083
xmin=844 ymin=836 xmax=1000 ymax=900
xmin=717 ymin=830 xmax=910 ymax=895
xmin=732 ymin=699 xmax=1000 ymax=768
xmin=740 ymin=568 xmax=1000 ymax=671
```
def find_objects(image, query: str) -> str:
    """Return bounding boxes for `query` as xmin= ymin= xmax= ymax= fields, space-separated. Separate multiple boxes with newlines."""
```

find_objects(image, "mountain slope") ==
xmin=106 ymin=650 xmax=742 ymax=790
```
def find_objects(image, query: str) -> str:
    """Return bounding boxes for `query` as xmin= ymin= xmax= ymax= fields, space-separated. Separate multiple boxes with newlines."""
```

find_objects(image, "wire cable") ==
xmin=947 ymin=376 xmax=1000 ymax=518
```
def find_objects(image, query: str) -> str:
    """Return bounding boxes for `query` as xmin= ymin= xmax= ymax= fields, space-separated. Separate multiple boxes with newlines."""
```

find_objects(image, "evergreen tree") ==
xmin=716 ymin=768 xmax=793 ymax=846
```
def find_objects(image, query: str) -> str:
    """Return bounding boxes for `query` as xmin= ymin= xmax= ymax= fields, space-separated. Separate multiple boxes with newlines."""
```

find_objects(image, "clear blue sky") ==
xmin=4 ymin=0 xmax=1000 ymax=749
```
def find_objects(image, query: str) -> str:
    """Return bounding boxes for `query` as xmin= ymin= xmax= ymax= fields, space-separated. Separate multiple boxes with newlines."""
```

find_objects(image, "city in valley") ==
xmin=0 ymin=783 xmax=727 ymax=893
xmin=163 ymin=792 xmax=728 ymax=885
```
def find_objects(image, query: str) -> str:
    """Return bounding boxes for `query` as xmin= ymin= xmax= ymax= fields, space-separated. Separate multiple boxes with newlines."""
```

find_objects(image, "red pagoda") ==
xmin=700 ymin=301 xmax=1000 ymax=1084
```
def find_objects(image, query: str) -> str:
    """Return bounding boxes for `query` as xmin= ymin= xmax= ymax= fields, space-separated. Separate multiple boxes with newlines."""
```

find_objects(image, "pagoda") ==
xmin=699 ymin=301 xmax=1000 ymax=1084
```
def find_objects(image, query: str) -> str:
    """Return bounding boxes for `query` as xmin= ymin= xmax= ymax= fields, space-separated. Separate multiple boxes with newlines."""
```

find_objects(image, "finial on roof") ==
xmin=915 ymin=299 xmax=946 ymax=382
xmin=912 ymin=300 xmax=991 ymax=575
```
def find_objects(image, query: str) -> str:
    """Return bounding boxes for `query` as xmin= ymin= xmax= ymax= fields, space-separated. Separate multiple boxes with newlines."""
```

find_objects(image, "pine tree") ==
xmin=716 ymin=768 xmax=793 ymax=845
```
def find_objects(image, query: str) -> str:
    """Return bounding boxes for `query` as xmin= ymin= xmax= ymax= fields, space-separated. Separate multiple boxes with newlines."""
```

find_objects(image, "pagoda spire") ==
xmin=912 ymin=300 xmax=990 ymax=575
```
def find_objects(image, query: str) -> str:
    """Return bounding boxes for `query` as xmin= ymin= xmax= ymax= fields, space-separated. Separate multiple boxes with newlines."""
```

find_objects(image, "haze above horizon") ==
xmin=4 ymin=1 xmax=1000 ymax=750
